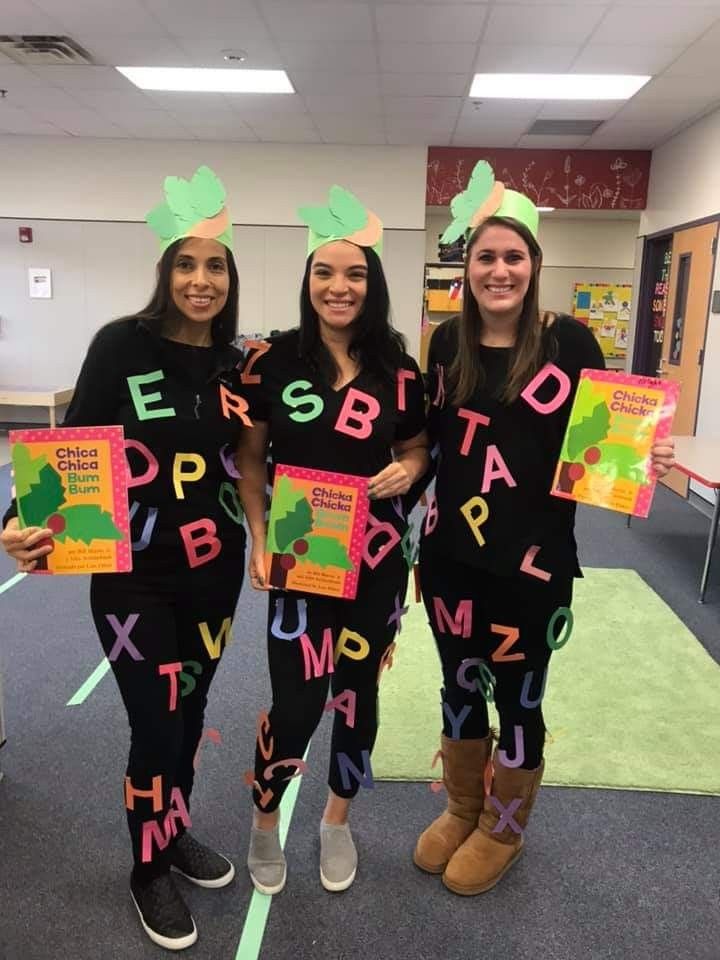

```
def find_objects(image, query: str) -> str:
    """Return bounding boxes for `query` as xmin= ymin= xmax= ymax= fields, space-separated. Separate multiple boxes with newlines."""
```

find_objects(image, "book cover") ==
xmin=10 ymin=426 xmax=132 ymax=574
xmin=550 ymin=370 xmax=679 ymax=518
xmin=265 ymin=464 xmax=369 ymax=599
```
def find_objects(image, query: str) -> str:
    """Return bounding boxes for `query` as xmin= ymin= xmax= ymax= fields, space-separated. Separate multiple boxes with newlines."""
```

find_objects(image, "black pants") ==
xmin=90 ymin=546 xmax=243 ymax=877
xmin=419 ymin=543 xmax=574 ymax=769
xmin=252 ymin=548 xmax=408 ymax=812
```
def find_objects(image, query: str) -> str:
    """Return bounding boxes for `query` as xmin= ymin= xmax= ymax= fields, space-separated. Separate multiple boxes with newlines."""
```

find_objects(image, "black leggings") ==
xmin=419 ymin=545 xmax=574 ymax=769
xmin=252 ymin=548 xmax=408 ymax=813
xmin=90 ymin=548 xmax=243 ymax=878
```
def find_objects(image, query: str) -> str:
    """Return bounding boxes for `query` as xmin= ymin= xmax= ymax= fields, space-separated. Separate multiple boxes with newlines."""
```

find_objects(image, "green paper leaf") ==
xmin=164 ymin=175 xmax=196 ymax=227
xmin=274 ymin=496 xmax=314 ymax=552
xmin=18 ymin=462 xmax=66 ymax=527
xmin=12 ymin=443 xmax=48 ymax=499
xmin=303 ymin=534 xmax=353 ymax=570
xmin=440 ymin=218 xmax=470 ymax=244
xmin=450 ymin=191 xmax=476 ymax=221
xmin=467 ymin=161 xmax=495 ymax=202
xmin=190 ymin=165 xmax=225 ymax=219
xmin=146 ymin=202 xmax=178 ymax=241
xmin=298 ymin=205 xmax=344 ymax=237
xmin=594 ymin=444 xmax=647 ymax=484
xmin=328 ymin=186 xmax=367 ymax=234
xmin=54 ymin=504 xmax=124 ymax=544
xmin=566 ymin=400 xmax=611 ymax=460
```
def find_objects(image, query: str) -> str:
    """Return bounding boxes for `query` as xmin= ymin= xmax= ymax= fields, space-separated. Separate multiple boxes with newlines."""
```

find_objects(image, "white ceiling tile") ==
xmin=32 ymin=0 xmax=164 ymax=34
xmin=27 ymin=65 xmax=136 ymax=90
xmin=474 ymin=43 xmax=579 ymax=73
xmin=490 ymin=0 xmax=612 ymax=5
xmin=516 ymin=133 xmax=589 ymax=148
xmin=584 ymin=123 xmax=667 ymax=149
xmin=591 ymin=6 xmax=720 ymax=47
xmin=276 ymin=42 xmax=378 ymax=72
xmin=261 ymin=2 xmax=374 ymax=43
xmin=303 ymin=93 xmax=383 ymax=113
xmin=380 ymin=43 xmax=476 ymax=73
xmin=3 ymin=87 xmax=84 ymax=112
xmin=630 ymin=76 xmax=720 ymax=102
xmin=385 ymin=116 xmax=456 ymax=139
xmin=146 ymin=0 xmax=271 ymax=36
xmin=142 ymin=91 xmax=236 ymax=113
xmin=384 ymin=96 xmax=463 ymax=118
xmin=243 ymin=113 xmax=322 ymax=142
xmin=483 ymin=5 xmax=606 ymax=45
xmin=453 ymin=118 xmax=530 ymax=147
xmin=0 ymin=106 xmax=64 ymax=135
xmin=375 ymin=4 xmax=489 ymax=43
xmin=662 ymin=23 xmax=720 ymax=77
xmin=72 ymin=34 xmax=190 ymax=68
xmin=0 ymin=53 xmax=12 ymax=65
xmin=0 ymin=0 xmax=65 ymax=33
xmin=570 ymin=44 xmax=683 ymax=75
xmin=112 ymin=112 xmax=194 ymax=138
xmin=290 ymin=70 xmax=381 ymax=95
xmin=313 ymin=114 xmax=386 ymax=144
xmin=0 ymin=65 xmax=49 ymax=88
xmin=181 ymin=117 xmax=258 ymax=140
xmin=70 ymin=89 xmax=162 ymax=112
xmin=459 ymin=99 xmax=542 ymax=121
xmin=613 ymin=99 xmax=715 ymax=126
xmin=226 ymin=93 xmax=306 ymax=115
xmin=537 ymin=100 xmax=623 ymax=121
xmin=380 ymin=73 xmax=469 ymax=96
xmin=42 ymin=109 xmax=129 ymax=138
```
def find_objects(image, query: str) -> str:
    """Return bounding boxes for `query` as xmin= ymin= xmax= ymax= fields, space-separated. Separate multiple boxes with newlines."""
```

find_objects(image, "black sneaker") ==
xmin=130 ymin=871 xmax=197 ymax=951
xmin=169 ymin=833 xmax=235 ymax=889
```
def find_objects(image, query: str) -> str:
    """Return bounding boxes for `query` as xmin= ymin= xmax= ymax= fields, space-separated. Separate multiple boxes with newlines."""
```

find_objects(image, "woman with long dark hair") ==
xmin=1 ymin=166 xmax=249 ymax=950
xmin=236 ymin=186 xmax=429 ymax=895
xmin=414 ymin=163 xmax=674 ymax=896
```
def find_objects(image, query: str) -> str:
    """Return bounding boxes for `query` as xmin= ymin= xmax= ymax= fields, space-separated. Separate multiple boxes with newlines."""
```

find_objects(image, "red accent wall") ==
xmin=427 ymin=147 xmax=651 ymax=210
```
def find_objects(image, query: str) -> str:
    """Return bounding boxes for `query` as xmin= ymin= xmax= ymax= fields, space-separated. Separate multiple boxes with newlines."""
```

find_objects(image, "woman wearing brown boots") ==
xmin=414 ymin=162 xmax=675 ymax=896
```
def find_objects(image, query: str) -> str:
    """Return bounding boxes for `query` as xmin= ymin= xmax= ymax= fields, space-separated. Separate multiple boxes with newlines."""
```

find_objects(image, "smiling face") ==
xmin=308 ymin=240 xmax=368 ymax=337
xmin=466 ymin=223 xmax=534 ymax=322
xmin=170 ymin=236 xmax=229 ymax=328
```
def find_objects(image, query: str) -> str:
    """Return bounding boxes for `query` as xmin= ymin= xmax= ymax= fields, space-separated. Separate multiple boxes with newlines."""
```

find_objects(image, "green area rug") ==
xmin=373 ymin=569 xmax=720 ymax=795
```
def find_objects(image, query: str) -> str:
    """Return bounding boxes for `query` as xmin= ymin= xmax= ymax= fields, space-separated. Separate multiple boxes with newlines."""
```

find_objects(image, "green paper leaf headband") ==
xmin=146 ymin=165 xmax=233 ymax=253
xmin=441 ymin=160 xmax=539 ymax=245
xmin=298 ymin=185 xmax=383 ymax=257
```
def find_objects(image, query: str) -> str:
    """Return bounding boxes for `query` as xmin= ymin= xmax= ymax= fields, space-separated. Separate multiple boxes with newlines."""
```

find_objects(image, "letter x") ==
xmin=106 ymin=613 xmax=143 ymax=661
xmin=386 ymin=592 xmax=409 ymax=634
xmin=489 ymin=795 xmax=523 ymax=835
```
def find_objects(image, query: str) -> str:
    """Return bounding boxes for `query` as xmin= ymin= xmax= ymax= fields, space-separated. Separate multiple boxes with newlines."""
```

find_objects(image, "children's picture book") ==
xmin=265 ymin=464 xmax=370 ymax=599
xmin=551 ymin=370 xmax=679 ymax=517
xmin=10 ymin=426 xmax=132 ymax=574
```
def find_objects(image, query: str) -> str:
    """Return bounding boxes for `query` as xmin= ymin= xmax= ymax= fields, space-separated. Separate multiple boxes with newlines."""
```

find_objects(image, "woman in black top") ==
xmin=1 ymin=166 xmax=249 ymax=950
xmin=413 ymin=163 xmax=674 ymax=896
xmin=237 ymin=186 xmax=428 ymax=895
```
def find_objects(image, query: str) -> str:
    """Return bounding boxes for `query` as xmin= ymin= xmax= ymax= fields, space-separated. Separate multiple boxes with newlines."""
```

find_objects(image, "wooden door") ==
xmin=659 ymin=221 xmax=718 ymax=495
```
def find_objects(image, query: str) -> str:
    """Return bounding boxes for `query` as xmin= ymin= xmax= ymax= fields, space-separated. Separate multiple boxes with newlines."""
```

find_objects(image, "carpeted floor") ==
xmin=373 ymin=568 xmax=720 ymax=794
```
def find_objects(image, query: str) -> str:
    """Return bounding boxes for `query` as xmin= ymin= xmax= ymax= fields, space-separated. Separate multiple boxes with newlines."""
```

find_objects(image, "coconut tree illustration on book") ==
xmin=555 ymin=379 xmax=647 ymax=494
xmin=267 ymin=474 xmax=354 ymax=589
xmin=14 ymin=443 xmax=123 ymax=570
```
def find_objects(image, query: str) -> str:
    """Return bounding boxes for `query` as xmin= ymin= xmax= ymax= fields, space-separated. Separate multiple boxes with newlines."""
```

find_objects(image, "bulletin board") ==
xmin=573 ymin=282 xmax=632 ymax=360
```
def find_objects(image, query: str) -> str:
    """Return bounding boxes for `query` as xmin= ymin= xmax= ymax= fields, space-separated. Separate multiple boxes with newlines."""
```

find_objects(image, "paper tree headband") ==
xmin=146 ymin=165 xmax=233 ymax=253
xmin=298 ymin=185 xmax=383 ymax=257
xmin=441 ymin=161 xmax=539 ymax=244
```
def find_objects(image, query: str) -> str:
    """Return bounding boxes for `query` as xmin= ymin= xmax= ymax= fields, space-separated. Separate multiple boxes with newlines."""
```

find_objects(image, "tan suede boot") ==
xmin=413 ymin=733 xmax=493 ymax=874
xmin=442 ymin=751 xmax=544 ymax=895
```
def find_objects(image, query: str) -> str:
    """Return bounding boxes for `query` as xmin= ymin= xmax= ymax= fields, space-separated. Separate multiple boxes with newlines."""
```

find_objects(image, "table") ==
xmin=671 ymin=436 xmax=720 ymax=603
xmin=0 ymin=386 xmax=74 ymax=428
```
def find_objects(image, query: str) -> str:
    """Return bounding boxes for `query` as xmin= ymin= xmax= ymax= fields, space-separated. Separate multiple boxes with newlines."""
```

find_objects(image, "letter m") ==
xmin=432 ymin=597 xmax=472 ymax=638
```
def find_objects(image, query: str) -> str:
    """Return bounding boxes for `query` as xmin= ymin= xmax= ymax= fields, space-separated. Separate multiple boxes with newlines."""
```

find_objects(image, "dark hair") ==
xmin=298 ymin=244 xmax=406 ymax=384
xmin=134 ymin=237 xmax=239 ymax=346
xmin=449 ymin=216 xmax=556 ymax=405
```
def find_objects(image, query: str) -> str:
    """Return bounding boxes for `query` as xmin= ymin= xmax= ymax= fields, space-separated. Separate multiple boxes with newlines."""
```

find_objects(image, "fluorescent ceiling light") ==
xmin=470 ymin=74 xmax=650 ymax=100
xmin=538 ymin=207 xmax=555 ymax=212
xmin=116 ymin=66 xmax=294 ymax=94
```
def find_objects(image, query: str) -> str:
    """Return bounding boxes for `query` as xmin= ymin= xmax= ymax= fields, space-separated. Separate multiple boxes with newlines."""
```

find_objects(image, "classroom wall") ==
xmin=424 ymin=213 xmax=638 ymax=316
xmin=0 ymin=138 xmax=427 ymax=423
xmin=639 ymin=104 xmax=720 ymax=500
